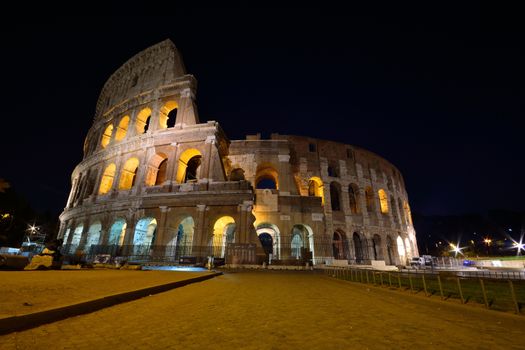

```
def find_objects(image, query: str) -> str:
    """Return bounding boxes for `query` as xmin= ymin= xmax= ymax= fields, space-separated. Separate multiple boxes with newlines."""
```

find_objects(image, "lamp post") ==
xmin=483 ymin=238 xmax=492 ymax=256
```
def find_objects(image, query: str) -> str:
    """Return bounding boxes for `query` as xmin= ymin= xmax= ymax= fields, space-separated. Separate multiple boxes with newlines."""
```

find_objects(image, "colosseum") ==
xmin=59 ymin=39 xmax=418 ymax=267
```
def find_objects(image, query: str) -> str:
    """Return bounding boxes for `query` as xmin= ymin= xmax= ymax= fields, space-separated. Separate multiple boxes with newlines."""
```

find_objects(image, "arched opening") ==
xmin=211 ymin=216 xmax=236 ymax=258
xmin=353 ymin=232 xmax=364 ymax=264
xmin=135 ymin=107 xmax=152 ymax=134
xmin=292 ymin=224 xmax=315 ymax=263
xmin=404 ymin=201 xmax=413 ymax=225
xmin=372 ymin=234 xmax=382 ymax=260
xmin=255 ymin=164 xmax=279 ymax=190
xmin=397 ymin=236 xmax=406 ymax=265
xmin=327 ymin=163 xmax=338 ymax=177
xmin=133 ymin=218 xmax=157 ymax=256
xmin=308 ymin=176 xmax=324 ymax=204
xmin=404 ymin=237 xmax=412 ymax=259
xmin=115 ymin=116 xmax=130 ymax=141
xmin=348 ymin=184 xmax=360 ymax=214
xmin=176 ymin=149 xmax=202 ymax=183
xmin=62 ymin=228 xmax=71 ymax=244
xmin=144 ymin=153 xmax=168 ymax=186
xmin=365 ymin=186 xmax=375 ymax=213
xmin=119 ymin=157 xmax=139 ymax=190
xmin=329 ymin=182 xmax=341 ymax=211
xmin=229 ymin=168 xmax=245 ymax=181
xmin=86 ymin=221 xmax=102 ymax=251
xmin=159 ymin=100 xmax=178 ymax=129
xmin=101 ymin=124 xmax=113 ymax=148
xmin=98 ymin=163 xmax=116 ymax=194
xmin=291 ymin=234 xmax=303 ymax=259
xmin=386 ymin=236 xmax=395 ymax=265
xmin=332 ymin=231 xmax=347 ymax=260
xmin=166 ymin=216 xmax=195 ymax=259
xmin=256 ymin=223 xmax=280 ymax=260
xmin=70 ymin=224 xmax=84 ymax=253
xmin=378 ymin=189 xmax=389 ymax=214
xmin=108 ymin=219 xmax=127 ymax=247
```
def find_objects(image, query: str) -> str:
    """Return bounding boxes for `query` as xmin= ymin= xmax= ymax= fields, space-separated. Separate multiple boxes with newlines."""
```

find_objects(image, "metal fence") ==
xmin=324 ymin=267 xmax=525 ymax=314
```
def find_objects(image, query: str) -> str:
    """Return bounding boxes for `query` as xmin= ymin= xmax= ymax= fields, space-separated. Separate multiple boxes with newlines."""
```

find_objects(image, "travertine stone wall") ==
xmin=60 ymin=40 xmax=418 ymax=266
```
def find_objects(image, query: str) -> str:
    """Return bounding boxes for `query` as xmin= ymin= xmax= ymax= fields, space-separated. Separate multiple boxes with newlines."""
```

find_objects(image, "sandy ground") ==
xmin=1 ymin=270 xmax=524 ymax=349
xmin=0 ymin=270 xmax=210 ymax=317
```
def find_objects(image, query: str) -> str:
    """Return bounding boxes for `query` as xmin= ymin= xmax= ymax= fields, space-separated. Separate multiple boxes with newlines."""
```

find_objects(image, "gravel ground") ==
xmin=0 ymin=269 xmax=211 ymax=317
xmin=1 ymin=270 xmax=524 ymax=349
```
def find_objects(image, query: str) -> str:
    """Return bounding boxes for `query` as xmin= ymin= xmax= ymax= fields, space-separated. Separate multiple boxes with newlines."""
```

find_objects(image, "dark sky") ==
xmin=2 ymin=8 xmax=524 ymax=217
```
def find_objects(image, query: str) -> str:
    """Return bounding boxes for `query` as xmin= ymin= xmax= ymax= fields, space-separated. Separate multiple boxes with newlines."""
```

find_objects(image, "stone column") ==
xmin=175 ymin=88 xmax=199 ymax=128
xmin=277 ymin=154 xmax=291 ymax=195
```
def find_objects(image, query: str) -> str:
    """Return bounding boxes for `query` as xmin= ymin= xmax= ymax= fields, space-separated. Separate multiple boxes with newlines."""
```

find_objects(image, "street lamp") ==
xmin=483 ymin=238 xmax=492 ymax=256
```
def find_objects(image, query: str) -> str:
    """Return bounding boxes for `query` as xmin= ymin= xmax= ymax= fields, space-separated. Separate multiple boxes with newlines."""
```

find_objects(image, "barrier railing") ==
xmin=324 ymin=267 xmax=525 ymax=314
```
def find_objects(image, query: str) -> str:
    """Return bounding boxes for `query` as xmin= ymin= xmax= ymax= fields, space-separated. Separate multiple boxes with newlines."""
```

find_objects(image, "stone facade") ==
xmin=59 ymin=39 xmax=418 ymax=266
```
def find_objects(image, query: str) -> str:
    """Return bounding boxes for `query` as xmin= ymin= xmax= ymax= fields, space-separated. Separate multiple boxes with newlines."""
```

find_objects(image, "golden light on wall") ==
xmin=159 ymin=100 xmax=178 ymax=129
xmin=101 ymin=124 xmax=114 ymax=148
xmin=145 ymin=153 xmax=168 ymax=186
xmin=115 ymin=115 xmax=130 ymax=141
xmin=119 ymin=157 xmax=139 ymax=190
xmin=404 ymin=201 xmax=413 ymax=225
xmin=98 ymin=163 xmax=116 ymax=194
xmin=176 ymin=148 xmax=202 ymax=183
xmin=308 ymin=176 xmax=324 ymax=204
xmin=135 ymin=107 xmax=152 ymax=133
xmin=378 ymin=189 xmax=389 ymax=214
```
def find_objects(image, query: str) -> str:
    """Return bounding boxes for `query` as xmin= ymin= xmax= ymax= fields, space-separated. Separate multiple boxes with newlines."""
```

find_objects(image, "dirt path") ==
xmin=1 ymin=270 xmax=523 ymax=349
xmin=0 ymin=270 xmax=210 ymax=317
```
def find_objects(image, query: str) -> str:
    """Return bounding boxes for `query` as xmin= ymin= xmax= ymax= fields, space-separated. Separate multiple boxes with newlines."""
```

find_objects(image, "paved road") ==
xmin=1 ymin=271 xmax=523 ymax=349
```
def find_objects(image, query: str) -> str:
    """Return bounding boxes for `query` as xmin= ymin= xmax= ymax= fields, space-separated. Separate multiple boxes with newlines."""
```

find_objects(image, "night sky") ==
xmin=2 ymin=8 xmax=524 ymax=217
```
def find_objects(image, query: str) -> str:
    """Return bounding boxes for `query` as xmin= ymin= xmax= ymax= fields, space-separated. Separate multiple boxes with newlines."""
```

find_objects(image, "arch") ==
xmin=166 ymin=216 xmax=195 ymax=258
xmin=176 ymin=148 xmax=202 ymax=183
xmin=70 ymin=224 xmax=84 ymax=252
xmin=145 ymin=153 xmax=168 ymax=186
xmin=159 ymin=100 xmax=178 ymax=129
xmin=119 ymin=157 xmax=139 ymax=190
xmin=348 ymin=183 xmax=360 ymax=214
xmin=62 ymin=228 xmax=71 ymax=244
xmin=292 ymin=224 xmax=315 ymax=263
xmin=353 ymin=232 xmax=364 ymax=263
xmin=329 ymin=182 xmax=341 ymax=211
xmin=378 ymin=189 xmax=389 ymax=214
xmin=108 ymin=219 xmax=127 ymax=246
xmin=372 ymin=234 xmax=383 ymax=260
xmin=404 ymin=237 xmax=412 ymax=259
xmin=85 ymin=221 xmax=102 ymax=250
xmin=397 ymin=236 xmax=406 ymax=264
xmin=211 ymin=216 xmax=236 ymax=258
xmin=133 ymin=218 xmax=157 ymax=255
xmin=115 ymin=116 xmax=130 ymax=141
xmin=101 ymin=124 xmax=113 ymax=148
xmin=98 ymin=163 xmax=116 ymax=194
xmin=404 ymin=201 xmax=413 ymax=225
xmin=229 ymin=168 xmax=245 ymax=181
xmin=256 ymin=223 xmax=281 ymax=260
xmin=135 ymin=107 xmax=152 ymax=134
xmin=291 ymin=234 xmax=303 ymax=259
xmin=308 ymin=176 xmax=324 ymax=204
xmin=386 ymin=235 xmax=395 ymax=265
xmin=255 ymin=164 xmax=279 ymax=190
xmin=332 ymin=231 xmax=348 ymax=260
xmin=365 ymin=186 xmax=375 ymax=213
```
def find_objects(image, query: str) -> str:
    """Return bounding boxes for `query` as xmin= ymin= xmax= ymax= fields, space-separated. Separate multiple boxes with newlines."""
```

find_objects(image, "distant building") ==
xmin=59 ymin=40 xmax=418 ymax=266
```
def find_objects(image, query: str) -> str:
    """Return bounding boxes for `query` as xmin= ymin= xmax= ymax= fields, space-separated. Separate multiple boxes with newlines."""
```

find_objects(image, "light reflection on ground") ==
xmin=141 ymin=265 xmax=207 ymax=272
